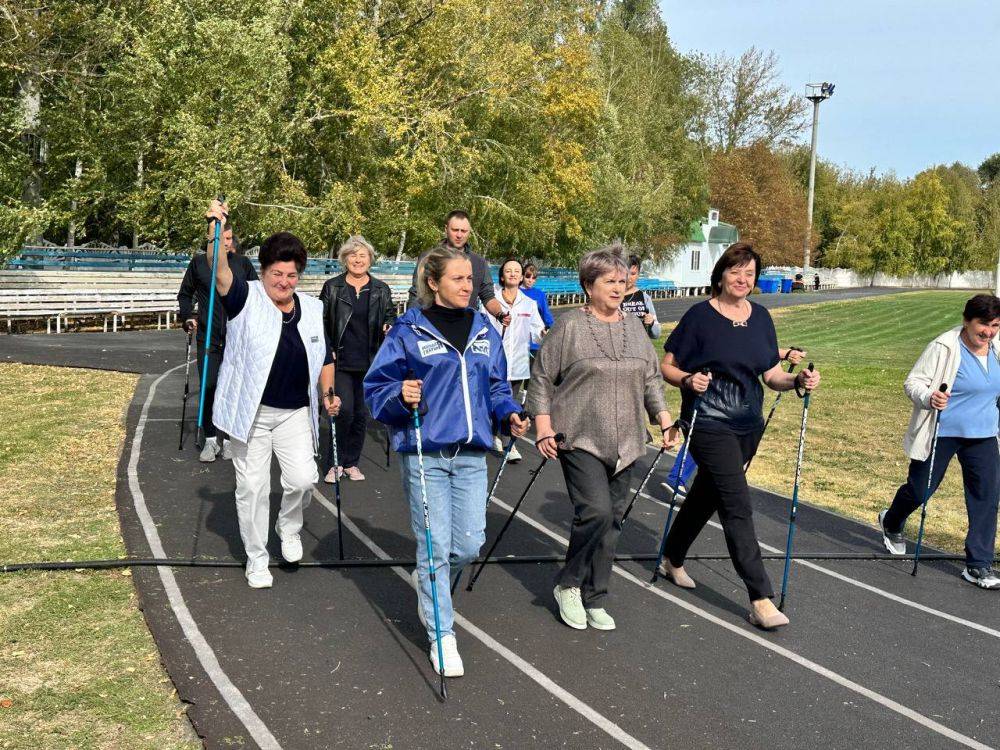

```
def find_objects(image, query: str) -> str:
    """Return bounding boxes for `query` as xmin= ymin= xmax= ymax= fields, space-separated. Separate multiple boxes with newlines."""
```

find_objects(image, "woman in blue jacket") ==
xmin=364 ymin=245 xmax=528 ymax=679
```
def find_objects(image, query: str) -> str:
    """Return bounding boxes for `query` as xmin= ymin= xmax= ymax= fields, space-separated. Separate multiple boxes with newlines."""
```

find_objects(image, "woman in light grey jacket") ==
xmin=879 ymin=294 xmax=1000 ymax=590
xmin=528 ymin=245 xmax=681 ymax=631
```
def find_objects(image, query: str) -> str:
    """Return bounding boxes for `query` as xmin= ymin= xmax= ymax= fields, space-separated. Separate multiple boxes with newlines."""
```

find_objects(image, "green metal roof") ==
xmin=687 ymin=220 xmax=706 ymax=243
xmin=708 ymin=222 xmax=738 ymax=245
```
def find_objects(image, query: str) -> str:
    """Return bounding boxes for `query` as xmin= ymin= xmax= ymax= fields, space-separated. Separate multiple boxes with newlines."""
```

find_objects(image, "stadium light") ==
xmin=803 ymin=82 xmax=835 ymax=272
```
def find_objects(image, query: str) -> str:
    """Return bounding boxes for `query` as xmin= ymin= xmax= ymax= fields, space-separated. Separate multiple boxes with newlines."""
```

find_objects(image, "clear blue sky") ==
xmin=659 ymin=0 xmax=1000 ymax=179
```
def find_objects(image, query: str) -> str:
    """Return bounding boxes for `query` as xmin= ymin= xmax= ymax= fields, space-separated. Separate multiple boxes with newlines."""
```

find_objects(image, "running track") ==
xmin=8 ymin=286 xmax=1000 ymax=748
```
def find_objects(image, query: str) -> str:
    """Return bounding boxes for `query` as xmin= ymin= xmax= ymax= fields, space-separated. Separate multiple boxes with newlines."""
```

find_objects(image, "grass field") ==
xmin=655 ymin=290 xmax=991 ymax=557
xmin=0 ymin=363 xmax=198 ymax=750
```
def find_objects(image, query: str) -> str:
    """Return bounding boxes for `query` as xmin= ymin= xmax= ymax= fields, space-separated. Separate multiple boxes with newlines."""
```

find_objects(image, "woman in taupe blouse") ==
xmin=527 ymin=246 xmax=681 ymax=631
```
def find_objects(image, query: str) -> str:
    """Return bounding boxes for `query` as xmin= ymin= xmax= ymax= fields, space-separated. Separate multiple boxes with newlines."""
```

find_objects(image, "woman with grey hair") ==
xmin=319 ymin=235 xmax=397 ymax=482
xmin=527 ymin=245 xmax=681 ymax=631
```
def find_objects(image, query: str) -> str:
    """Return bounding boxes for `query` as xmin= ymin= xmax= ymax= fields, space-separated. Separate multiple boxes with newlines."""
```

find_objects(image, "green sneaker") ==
xmin=553 ymin=585 xmax=587 ymax=629
xmin=585 ymin=607 xmax=616 ymax=631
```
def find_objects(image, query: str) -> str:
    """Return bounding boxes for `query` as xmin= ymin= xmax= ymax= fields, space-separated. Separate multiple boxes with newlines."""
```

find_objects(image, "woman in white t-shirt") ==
xmin=486 ymin=258 xmax=545 ymax=460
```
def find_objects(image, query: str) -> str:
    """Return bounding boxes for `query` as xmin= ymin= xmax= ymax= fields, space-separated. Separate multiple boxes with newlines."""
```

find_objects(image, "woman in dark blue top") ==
xmin=658 ymin=243 xmax=821 ymax=630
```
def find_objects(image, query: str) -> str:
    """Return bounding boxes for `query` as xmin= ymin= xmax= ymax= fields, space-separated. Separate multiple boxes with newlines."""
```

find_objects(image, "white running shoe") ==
xmin=878 ymin=510 xmax=906 ymax=556
xmin=507 ymin=444 xmax=522 ymax=463
xmin=585 ymin=607 xmax=616 ymax=630
xmin=279 ymin=533 xmax=303 ymax=563
xmin=245 ymin=561 xmax=272 ymax=589
xmin=493 ymin=436 xmax=504 ymax=453
xmin=199 ymin=439 xmax=221 ymax=463
xmin=221 ymin=439 xmax=233 ymax=460
xmin=429 ymin=634 xmax=464 ymax=677
xmin=961 ymin=567 xmax=1000 ymax=590
xmin=553 ymin=585 xmax=587 ymax=629
xmin=343 ymin=466 xmax=366 ymax=481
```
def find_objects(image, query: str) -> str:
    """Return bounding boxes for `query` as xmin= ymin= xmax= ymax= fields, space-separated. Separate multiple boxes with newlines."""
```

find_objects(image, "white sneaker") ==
xmin=553 ymin=585 xmax=587 ymax=629
xmin=221 ymin=439 xmax=233 ymax=460
xmin=493 ymin=436 xmax=504 ymax=453
xmin=585 ymin=607 xmax=616 ymax=630
xmin=245 ymin=561 xmax=272 ymax=589
xmin=429 ymin=634 xmax=464 ymax=677
xmin=507 ymin=444 xmax=522 ymax=463
xmin=279 ymin=533 xmax=303 ymax=563
xmin=199 ymin=440 xmax=220 ymax=462
xmin=343 ymin=466 xmax=365 ymax=481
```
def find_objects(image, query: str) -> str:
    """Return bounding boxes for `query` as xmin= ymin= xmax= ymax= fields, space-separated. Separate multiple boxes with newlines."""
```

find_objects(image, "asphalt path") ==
xmin=8 ymin=285 xmax=999 ymax=748
xmin=110 ymin=365 xmax=1000 ymax=749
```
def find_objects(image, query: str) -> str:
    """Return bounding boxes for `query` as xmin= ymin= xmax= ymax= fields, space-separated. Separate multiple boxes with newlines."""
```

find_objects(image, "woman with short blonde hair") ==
xmin=319 ymin=234 xmax=396 ymax=482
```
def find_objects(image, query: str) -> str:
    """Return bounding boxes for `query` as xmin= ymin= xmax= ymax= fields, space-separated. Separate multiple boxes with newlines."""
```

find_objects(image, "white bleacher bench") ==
xmin=1 ymin=289 xmax=179 ymax=333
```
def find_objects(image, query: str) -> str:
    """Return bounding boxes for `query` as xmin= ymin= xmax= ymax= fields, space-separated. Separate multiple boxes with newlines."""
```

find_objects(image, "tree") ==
xmin=708 ymin=143 xmax=809 ymax=266
xmin=687 ymin=46 xmax=808 ymax=152
xmin=978 ymin=152 xmax=1000 ymax=188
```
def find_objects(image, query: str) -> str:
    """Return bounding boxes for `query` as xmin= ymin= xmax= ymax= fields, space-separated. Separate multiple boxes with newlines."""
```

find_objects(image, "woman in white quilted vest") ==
xmin=205 ymin=199 xmax=341 ymax=590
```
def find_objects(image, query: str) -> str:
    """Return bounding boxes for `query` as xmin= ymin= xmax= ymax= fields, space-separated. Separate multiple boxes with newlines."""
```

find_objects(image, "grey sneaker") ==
xmin=961 ymin=567 xmax=1000 ymax=590
xmin=585 ymin=607 xmax=616 ymax=630
xmin=878 ymin=510 xmax=906 ymax=556
xmin=553 ymin=585 xmax=587 ymax=629
xmin=199 ymin=439 xmax=220 ymax=463
xmin=221 ymin=439 xmax=233 ymax=460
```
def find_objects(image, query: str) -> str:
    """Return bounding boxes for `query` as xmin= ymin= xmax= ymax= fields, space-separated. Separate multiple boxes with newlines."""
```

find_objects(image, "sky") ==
xmin=659 ymin=0 xmax=1000 ymax=179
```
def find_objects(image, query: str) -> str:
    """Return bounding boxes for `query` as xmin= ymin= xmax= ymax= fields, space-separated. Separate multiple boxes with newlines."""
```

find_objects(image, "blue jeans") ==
xmin=666 ymin=450 xmax=698 ymax=490
xmin=400 ymin=448 xmax=488 ymax=641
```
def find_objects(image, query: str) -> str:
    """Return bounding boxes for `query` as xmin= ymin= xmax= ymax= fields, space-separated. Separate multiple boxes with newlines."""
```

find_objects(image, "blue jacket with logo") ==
xmin=363 ymin=307 xmax=520 ymax=453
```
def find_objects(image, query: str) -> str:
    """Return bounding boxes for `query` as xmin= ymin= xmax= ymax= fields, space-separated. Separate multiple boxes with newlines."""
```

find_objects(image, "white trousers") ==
xmin=231 ymin=406 xmax=318 ymax=572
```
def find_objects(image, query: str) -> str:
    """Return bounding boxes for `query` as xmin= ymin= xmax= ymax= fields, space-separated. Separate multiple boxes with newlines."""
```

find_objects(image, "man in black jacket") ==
xmin=405 ymin=210 xmax=510 ymax=326
xmin=177 ymin=223 xmax=258 ymax=462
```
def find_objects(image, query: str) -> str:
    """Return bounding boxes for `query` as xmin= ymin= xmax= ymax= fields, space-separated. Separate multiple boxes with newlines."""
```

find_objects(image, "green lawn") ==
xmin=0 ymin=363 xmax=198 ymax=750
xmin=740 ymin=290 xmax=987 ymax=555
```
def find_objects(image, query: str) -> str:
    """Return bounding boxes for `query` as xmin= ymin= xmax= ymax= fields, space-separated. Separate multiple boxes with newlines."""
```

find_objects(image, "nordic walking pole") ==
xmin=778 ymin=363 xmax=815 ymax=611
xmin=911 ymin=382 xmax=949 ymax=577
xmin=412 ymin=404 xmax=447 ymax=700
xmin=622 ymin=419 xmax=681 ymax=524
xmin=195 ymin=194 xmax=226 ymax=449
xmin=178 ymin=329 xmax=193 ymax=450
xmin=385 ymin=424 xmax=391 ymax=468
xmin=651 ymin=368 xmax=710 ymax=583
xmin=327 ymin=387 xmax=344 ymax=561
xmin=744 ymin=348 xmax=801 ymax=473
xmin=465 ymin=434 xmax=565 ymax=593
xmin=450 ymin=410 xmax=530 ymax=595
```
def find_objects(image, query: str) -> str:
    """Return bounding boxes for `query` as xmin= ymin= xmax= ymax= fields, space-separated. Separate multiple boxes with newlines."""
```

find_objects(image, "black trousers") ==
xmin=196 ymin=343 xmax=223 ymax=439
xmin=557 ymin=449 xmax=634 ymax=608
xmin=334 ymin=369 xmax=368 ymax=469
xmin=884 ymin=435 xmax=1000 ymax=568
xmin=665 ymin=427 xmax=773 ymax=601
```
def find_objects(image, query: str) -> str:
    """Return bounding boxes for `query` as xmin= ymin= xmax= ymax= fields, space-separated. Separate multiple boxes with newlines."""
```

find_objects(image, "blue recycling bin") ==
xmin=780 ymin=278 xmax=794 ymax=294
xmin=757 ymin=277 xmax=780 ymax=294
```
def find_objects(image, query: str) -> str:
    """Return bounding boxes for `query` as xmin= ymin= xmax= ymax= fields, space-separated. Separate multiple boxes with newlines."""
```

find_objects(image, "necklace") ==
xmin=502 ymin=287 xmax=518 ymax=306
xmin=583 ymin=305 xmax=628 ymax=361
xmin=713 ymin=297 xmax=750 ymax=327
xmin=281 ymin=298 xmax=298 ymax=325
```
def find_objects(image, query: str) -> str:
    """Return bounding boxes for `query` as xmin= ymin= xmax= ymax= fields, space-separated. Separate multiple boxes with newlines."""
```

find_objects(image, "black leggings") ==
xmin=333 ymin=369 xmax=367 ymax=468
xmin=664 ymin=427 xmax=772 ymax=601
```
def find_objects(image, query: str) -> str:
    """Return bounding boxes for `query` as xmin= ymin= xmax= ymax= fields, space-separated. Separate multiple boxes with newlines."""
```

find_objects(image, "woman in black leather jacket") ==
xmin=658 ymin=243 xmax=820 ymax=630
xmin=319 ymin=236 xmax=397 ymax=482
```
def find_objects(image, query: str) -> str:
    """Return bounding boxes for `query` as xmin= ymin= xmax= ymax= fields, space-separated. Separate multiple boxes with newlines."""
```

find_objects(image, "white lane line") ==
xmin=487 ymin=494 xmax=994 ymax=750
xmin=310 ymin=489 xmax=652 ymax=750
xmin=516 ymin=435 xmax=1000 ymax=640
xmin=635 ymin=486 xmax=1000 ymax=640
xmin=128 ymin=366 xmax=282 ymax=750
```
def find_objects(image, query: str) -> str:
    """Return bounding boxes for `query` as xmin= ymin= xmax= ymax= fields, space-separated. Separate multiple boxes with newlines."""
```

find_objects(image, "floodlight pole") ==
xmin=803 ymin=83 xmax=833 ymax=273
